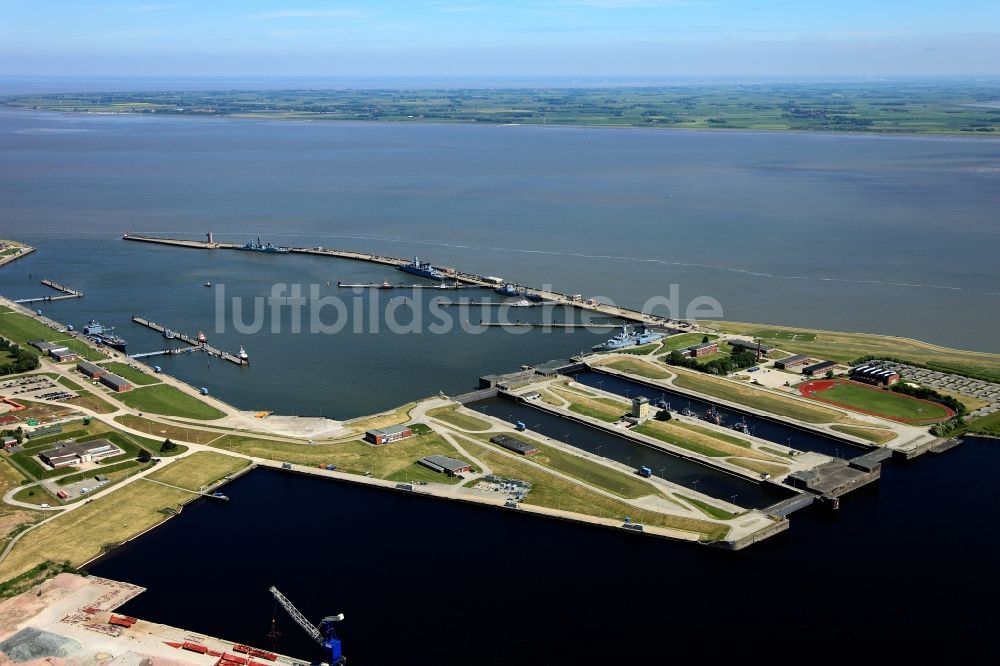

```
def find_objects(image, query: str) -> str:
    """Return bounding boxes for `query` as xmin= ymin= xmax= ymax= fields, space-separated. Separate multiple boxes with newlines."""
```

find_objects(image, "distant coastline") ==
xmin=3 ymin=80 xmax=999 ymax=136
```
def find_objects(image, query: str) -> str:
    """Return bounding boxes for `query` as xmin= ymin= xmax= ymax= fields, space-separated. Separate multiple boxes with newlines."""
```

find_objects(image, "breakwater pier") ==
xmin=12 ymin=278 xmax=84 ymax=304
xmin=122 ymin=233 xmax=693 ymax=332
xmin=130 ymin=315 xmax=247 ymax=365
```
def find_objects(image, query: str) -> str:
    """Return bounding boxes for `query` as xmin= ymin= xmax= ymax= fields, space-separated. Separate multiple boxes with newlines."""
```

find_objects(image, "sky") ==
xmin=2 ymin=1 xmax=999 ymax=78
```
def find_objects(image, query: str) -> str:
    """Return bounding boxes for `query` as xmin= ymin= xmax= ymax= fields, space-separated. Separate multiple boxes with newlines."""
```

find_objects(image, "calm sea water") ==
xmin=1 ymin=108 xmax=998 ymax=353
xmin=88 ymin=441 xmax=1000 ymax=662
xmin=1 ymin=108 xmax=997 ymax=416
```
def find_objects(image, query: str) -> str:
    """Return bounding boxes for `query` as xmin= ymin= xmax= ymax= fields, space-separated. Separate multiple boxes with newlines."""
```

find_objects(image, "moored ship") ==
xmin=238 ymin=236 xmax=290 ymax=254
xmin=82 ymin=319 xmax=127 ymax=353
xmin=397 ymin=256 xmax=445 ymax=280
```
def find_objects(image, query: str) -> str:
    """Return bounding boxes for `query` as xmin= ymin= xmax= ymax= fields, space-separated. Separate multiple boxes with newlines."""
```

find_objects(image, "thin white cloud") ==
xmin=562 ymin=0 xmax=709 ymax=7
xmin=251 ymin=9 xmax=370 ymax=20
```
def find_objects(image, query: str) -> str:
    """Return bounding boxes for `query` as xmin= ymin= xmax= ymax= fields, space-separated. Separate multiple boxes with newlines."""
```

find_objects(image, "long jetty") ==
xmin=131 ymin=315 xmax=247 ymax=365
xmin=122 ymin=233 xmax=694 ymax=332
xmin=337 ymin=281 xmax=474 ymax=289
xmin=13 ymin=278 xmax=84 ymax=304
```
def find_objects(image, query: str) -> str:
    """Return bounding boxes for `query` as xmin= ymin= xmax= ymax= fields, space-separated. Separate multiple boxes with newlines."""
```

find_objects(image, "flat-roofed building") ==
xmin=685 ymin=341 xmax=719 ymax=358
xmin=99 ymin=373 xmax=133 ymax=392
xmin=39 ymin=438 xmax=121 ymax=468
xmin=490 ymin=434 xmax=540 ymax=456
xmin=417 ymin=454 xmax=472 ymax=477
xmin=727 ymin=339 xmax=776 ymax=355
xmin=50 ymin=349 xmax=78 ymax=362
xmin=365 ymin=424 xmax=413 ymax=445
xmin=77 ymin=361 xmax=106 ymax=378
xmin=775 ymin=354 xmax=812 ymax=370
xmin=803 ymin=360 xmax=840 ymax=377
xmin=850 ymin=364 xmax=901 ymax=386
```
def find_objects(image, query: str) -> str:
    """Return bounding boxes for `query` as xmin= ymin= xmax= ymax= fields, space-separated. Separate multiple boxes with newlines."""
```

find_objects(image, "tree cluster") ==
xmin=0 ymin=337 xmax=39 ymax=376
xmin=663 ymin=348 xmax=759 ymax=376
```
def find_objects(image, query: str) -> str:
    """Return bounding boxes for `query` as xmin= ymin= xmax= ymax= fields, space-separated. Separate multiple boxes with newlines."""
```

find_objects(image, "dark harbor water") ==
xmin=89 ymin=439 xmax=1000 ymax=662
xmin=468 ymin=395 xmax=791 ymax=508
xmin=571 ymin=369 xmax=868 ymax=459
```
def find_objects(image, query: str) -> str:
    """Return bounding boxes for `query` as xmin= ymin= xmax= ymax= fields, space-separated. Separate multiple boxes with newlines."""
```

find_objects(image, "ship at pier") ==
xmin=82 ymin=319 xmax=128 ymax=353
xmin=238 ymin=236 xmax=290 ymax=254
xmin=591 ymin=324 xmax=664 ymax=352
xmin=397 ymin=256 xmax=445 ymax=280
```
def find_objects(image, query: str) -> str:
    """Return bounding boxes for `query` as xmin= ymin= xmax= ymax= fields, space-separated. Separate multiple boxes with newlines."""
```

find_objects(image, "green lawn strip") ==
xmin=811 ymin=382 xmax=950 ymax=422
xmin=426 ymin=405 xmax=491 ymax=431
xmin=114 ymin=384 xmax=225 ymax=420
xmin=965 ymin=411 xmax=1000 ymax=438
xmin=658 ymin=332 xmax=718 ymax=353
xmin=677 ymin=495 xmax=742 ymax=520
xmin=599 ymin=357 xmax=673 ymax=379
xmin=0 ymin=480 xmax=191 ymax=581
xmin=749 ymin=329 xmax=818 ymax=342
xmin=460 ymin=437 xmax=728 ymax=541
xmin=11 ymin=486 xmax=49 ymax=505
xmin=97 ymin=362 xmax=160 ymax=385
xmin=55 ymin=461 xmax=142 ymax=486
xmin=115 ymin=414 xmax=222 ymax=445
xmin=342 ymin=402 xmax=416 ymax=434
xmin=727 ymin=458 xmax=790 ymax=477
xmin=384 ymin=462 xmax=463 ymax=485
xmin=671 ymin=421 xmax=752 ymax=447
xmin=145 ymin=451 xmax=249 ymax=491
xmin=759 ymin=446 xmax=796 ymax=459
xmin=211 ymin=431 xmax=465 ymax=479
xmin=470 ymin=432 xmax=672 ymax=502
xmin=829 ymin=425 xmax=897 ymax=444
xmin=550 ymin=388 xmax=628 ymax=423
xmin=670 ymin=369 xmax=844 ymax=424
xmin=634 ymin=423 xmax=728 ymax=457
xmin=0 ymin=312 xmax=105 ymax=361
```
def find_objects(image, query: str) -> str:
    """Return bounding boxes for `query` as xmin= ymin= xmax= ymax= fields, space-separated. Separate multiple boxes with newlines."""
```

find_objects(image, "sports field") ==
xmin=798 ymin=379 xmax=953 ymax=424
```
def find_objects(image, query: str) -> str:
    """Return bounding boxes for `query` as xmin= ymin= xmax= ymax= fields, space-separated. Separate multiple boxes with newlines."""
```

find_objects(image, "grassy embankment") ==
xmin=677 ymin=495 xmax=743 ymax=520
xmin=459 ymin=437 xmax=729 ymax=542
xmin=658 ymin=333 xmax=718 ymax=354
xmin=209 ymin=431 xmax=466 ymax=481
xmin=0 ymin=311 xmax=105 ymax=361
xmin=594 ymin=357 xmax=673 ymax=380
xmin=829 ymin=425 xmax=897 ymax=444
xmin=635 ymin=420 xmax=785 ymax=468
xmin=0 ymin=453 xmax=246 ymax=584
xmin=0 ymin=460 xmax=43 ymax=546
xmin=471 ymin=432 xmax=673 ymax=502
xmin=146 ymin=451 xmax=249 ymax=491
xmin=97 ymin=362 xmax=161 ymax=385
xmin=669 ymin=367 xmax=854 ymax=425
xmin=114 ymin=384 xmax=226 ymax=420
xmin=116 ymin=414 xmax=223 ymax=445
xmin=549 ymin=386 xmax=628 ymax=423
xmin=427 ymin=405 xmax=492 ymax=431
xmin=707 ymin=321 xmax=1000 ymax=383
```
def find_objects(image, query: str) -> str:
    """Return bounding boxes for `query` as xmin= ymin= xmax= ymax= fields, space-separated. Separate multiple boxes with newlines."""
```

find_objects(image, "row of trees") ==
xmin=0 ymin=337 xmax=39 ymax=376
xmin=891 ymin=383 xmax=966 ymax=415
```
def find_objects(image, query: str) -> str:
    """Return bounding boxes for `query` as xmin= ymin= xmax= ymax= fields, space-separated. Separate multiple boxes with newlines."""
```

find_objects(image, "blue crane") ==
xmin=269 ymin=586 xmax=346 ymax=665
